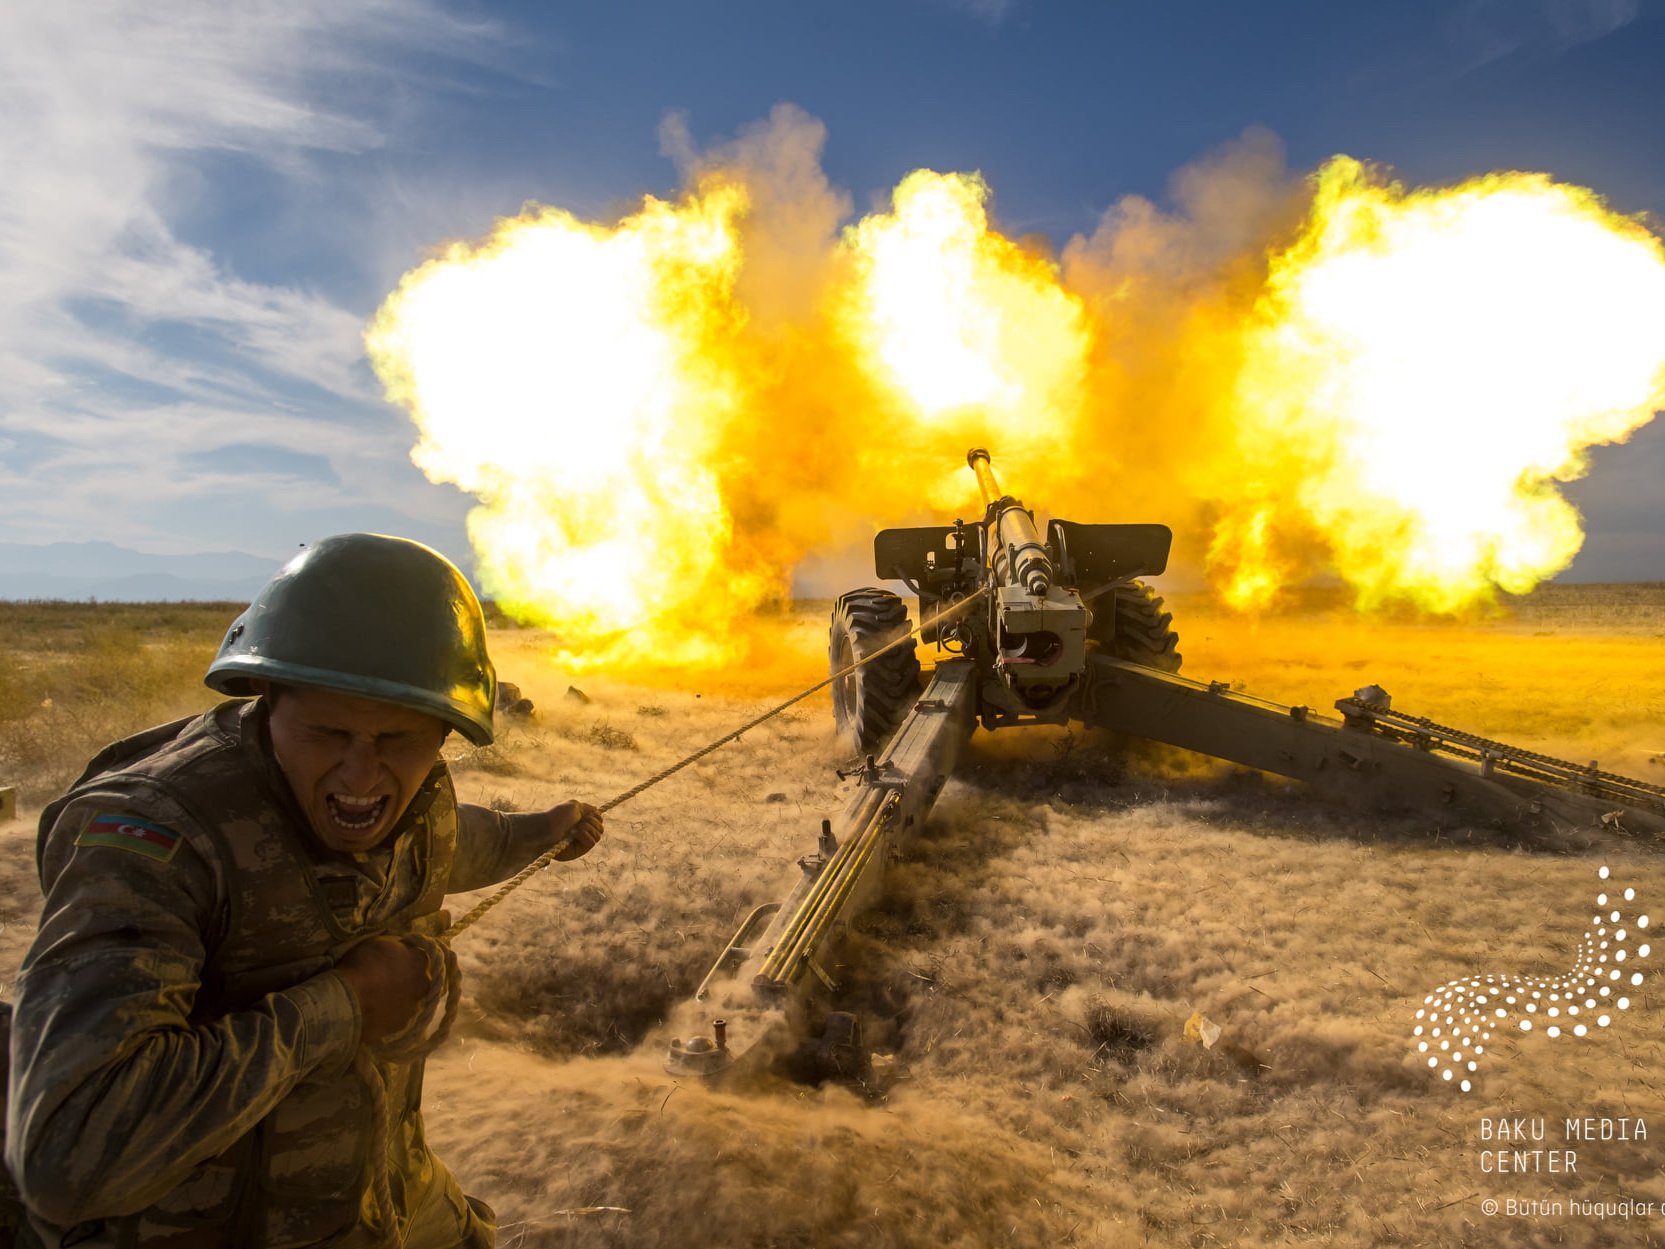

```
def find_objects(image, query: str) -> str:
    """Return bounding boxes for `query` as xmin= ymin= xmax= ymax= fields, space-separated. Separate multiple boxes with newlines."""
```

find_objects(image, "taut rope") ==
xmin=442 ymin=586 xmax=992 ymax=941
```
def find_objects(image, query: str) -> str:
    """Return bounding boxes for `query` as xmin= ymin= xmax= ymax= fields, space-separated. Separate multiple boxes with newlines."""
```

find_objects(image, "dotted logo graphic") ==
xmin=1410 ymin=866 xmax=1649 ymax=1093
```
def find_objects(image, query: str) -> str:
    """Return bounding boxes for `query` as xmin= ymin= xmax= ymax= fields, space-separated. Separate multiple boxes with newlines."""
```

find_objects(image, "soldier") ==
xmin=3 ymin=534 xmax=602 ymax=1247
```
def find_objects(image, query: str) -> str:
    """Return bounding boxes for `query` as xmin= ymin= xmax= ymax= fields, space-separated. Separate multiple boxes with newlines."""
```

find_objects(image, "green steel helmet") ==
xmin=205 ymin=534 xmax=497 ymax=745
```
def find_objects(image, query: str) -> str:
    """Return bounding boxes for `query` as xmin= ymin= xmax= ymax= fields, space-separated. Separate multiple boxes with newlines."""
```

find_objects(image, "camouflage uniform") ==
xmin=6 ymin=698 xmax=555 ymax=1247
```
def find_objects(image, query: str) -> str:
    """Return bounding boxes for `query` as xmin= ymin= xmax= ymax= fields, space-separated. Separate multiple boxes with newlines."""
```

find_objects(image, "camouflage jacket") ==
xmin=5 ymin=699 xmax=553 ymax=1247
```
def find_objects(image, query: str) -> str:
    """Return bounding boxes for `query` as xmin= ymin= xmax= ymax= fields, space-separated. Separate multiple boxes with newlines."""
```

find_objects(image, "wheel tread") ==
xmin=1091 ymin=580 xmax=1182 ymax=672
xmin=829 ymin=588 xmax=922 ymax=753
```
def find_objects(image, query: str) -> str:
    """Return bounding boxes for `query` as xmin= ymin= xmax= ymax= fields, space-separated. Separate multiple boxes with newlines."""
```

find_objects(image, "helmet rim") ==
xmin=204 ymin=533 xmax=497 ymax=747
xmin=207 ymin=656 xmax=494 ymax=746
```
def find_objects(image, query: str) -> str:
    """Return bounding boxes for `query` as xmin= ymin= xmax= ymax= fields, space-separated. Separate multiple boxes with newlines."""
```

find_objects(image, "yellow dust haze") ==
xmin=1211 ymin=157 xmax=1665 ymax=612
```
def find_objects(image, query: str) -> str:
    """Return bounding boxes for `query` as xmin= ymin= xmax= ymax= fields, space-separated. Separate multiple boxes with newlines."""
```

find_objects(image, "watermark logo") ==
xmin=1410 ymin=866 xmax=1648 ymax=1092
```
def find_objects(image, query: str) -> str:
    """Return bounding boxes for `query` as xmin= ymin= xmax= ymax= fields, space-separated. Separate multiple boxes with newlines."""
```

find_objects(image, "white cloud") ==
xmin=1540 ymin=0 xmax=1642 ymax=43
xmin=1444 ymin=0 xmax=1649 ymax=70
xmin=927 ymin=0 xmax=1019 ymax=27
xmin=0 ymin=0 xmax=493 ymax=553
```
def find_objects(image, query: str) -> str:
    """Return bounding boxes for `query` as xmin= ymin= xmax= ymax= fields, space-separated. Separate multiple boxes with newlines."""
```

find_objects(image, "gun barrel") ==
xmin=967 ymin=446 xmax=1002 ymax=507
xmin=967 ymin=447 xmax=1051 ymax=596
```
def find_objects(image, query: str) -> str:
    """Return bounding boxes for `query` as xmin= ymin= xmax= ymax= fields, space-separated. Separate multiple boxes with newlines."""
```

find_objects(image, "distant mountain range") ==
xmin=0 ymin=541 xmax=282 ymax=602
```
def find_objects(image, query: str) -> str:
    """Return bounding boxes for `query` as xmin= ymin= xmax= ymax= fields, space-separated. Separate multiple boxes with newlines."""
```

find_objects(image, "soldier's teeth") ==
xmin=327 ymin=794 xmax=387 ymax=829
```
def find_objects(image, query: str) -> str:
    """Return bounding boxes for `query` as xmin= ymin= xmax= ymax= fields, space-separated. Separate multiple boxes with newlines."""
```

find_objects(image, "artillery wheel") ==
xmin=829 ymin=588 xmax=921 ymax=755
xmin=1091 ymin=580 xmax=1182 ymax=672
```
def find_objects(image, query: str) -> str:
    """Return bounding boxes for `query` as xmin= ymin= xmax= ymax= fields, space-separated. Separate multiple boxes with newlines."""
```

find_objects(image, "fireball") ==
xmin=366 ymin=118 xmax=1665 ymax=670
xmin=833 ymin=169 xmax=1090 ymax=507
xmin=1212 ymin=158 xmax=1665 ymax=612
xmin=365 ymin=186 xmax=754 ymax=667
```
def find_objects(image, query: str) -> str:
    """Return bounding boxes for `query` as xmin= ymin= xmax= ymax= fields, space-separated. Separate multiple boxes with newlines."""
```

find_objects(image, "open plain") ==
xmin=3 ymin=584 xmax=1665 ymax=1247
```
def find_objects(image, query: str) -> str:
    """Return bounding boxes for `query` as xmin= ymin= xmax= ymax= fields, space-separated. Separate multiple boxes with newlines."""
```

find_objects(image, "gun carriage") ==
xmin=667 ymin=450 xmax=1665 ymax=1082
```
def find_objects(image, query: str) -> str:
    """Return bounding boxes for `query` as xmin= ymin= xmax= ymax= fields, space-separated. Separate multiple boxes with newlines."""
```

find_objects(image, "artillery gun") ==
xmin=667 ymin=450 xmax=1665 ymax=1083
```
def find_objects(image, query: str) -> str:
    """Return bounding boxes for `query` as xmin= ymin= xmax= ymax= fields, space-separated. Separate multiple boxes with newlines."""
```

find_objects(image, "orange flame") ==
xmin=833 ymin=169 xmax=1090 ymax=507
xmin=366 ymin=116 xmax=1665 ymax=669
xmin=366 ymin=184 xmax=759 ymax=666
xmin=1212 ymin=158 xmax=1665 ymax=611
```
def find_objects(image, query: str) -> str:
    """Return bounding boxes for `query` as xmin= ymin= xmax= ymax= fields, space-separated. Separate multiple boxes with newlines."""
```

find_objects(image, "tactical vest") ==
xmin=32 ymin=700 xmax=457 ymax=1249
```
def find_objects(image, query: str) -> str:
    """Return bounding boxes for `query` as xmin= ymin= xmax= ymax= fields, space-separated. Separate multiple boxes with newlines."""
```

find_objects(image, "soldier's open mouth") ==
xmin=326 ymin=793 xmax=389 ymax=831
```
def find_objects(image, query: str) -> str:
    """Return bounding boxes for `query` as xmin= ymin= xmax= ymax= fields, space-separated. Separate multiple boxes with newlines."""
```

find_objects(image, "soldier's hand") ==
xmin=335 ymin=936 xmax=431 ymax=1045
xmin=549 ymin=800 xmax=603 ymax=860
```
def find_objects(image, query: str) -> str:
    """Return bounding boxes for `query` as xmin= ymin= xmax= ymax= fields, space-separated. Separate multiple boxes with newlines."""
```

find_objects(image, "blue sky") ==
xmin=2 ymin=0 xmax=1662 ymax=579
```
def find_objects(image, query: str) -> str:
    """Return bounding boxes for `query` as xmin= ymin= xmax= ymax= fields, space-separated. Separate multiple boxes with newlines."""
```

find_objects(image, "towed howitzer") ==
xmin=667 ymin=451 xmax=1665 ymax=1082
xmin=851 ymin=446 xmax=1177 ymax=738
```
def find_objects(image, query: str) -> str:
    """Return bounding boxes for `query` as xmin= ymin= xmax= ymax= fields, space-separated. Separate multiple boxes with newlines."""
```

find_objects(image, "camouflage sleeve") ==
xmin=448 ymin=804 xmax=557 ymax=893
xmin=4 ymin=797 xmax=362 ymax=1225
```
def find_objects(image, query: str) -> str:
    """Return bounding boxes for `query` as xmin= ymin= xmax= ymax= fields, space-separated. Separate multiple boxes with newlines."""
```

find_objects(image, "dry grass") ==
xmin=0 ymin=601 xmax=238 ymax=804
xmin=4 ymin=586 xmax=1665 ymax=1247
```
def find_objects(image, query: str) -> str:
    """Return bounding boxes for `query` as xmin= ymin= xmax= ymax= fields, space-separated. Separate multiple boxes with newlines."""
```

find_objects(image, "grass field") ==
xmin=3 ymin=584 xmax=1664 ymax=1247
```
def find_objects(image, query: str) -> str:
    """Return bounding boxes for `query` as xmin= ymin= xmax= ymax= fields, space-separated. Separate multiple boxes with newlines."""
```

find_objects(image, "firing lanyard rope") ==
xmin=442 ymin=584 xmax=995 ymax=941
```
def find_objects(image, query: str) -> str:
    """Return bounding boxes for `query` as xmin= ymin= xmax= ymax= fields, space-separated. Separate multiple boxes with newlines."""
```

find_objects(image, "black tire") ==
xmin=829 ymin=588 xmax=921 ymax=755
xmin=1090 ymin=580 xmax=1182 ymax=672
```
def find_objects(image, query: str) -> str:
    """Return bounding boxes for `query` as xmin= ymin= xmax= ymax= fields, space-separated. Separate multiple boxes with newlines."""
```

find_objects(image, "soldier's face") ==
xmin=264 ymin=686 xmax=449 ymax=854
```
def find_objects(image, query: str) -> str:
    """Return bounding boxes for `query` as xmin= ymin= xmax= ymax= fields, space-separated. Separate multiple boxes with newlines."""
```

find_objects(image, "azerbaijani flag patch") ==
xmin=76 ymin=814 xmax=183 ymax=862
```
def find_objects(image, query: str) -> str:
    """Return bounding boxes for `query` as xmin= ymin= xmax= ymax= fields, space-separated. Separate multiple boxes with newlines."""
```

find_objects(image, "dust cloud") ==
xmin=405 ymin=595 xmax=1665 ymax=1248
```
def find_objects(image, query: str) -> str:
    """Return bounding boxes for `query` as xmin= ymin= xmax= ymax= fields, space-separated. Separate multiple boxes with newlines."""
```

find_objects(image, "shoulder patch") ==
xmin=76 ymin=813 xmax=184 ymax=863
